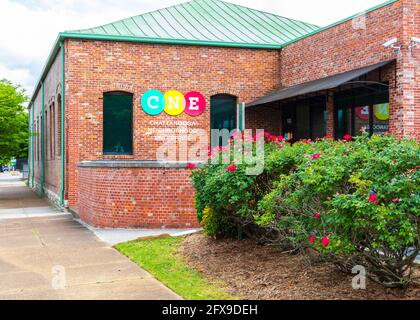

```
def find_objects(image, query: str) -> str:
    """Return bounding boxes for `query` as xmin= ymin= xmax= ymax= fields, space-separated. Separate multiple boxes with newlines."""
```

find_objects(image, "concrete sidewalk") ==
xmin=0 ymin=173 xmax=180 ymax=300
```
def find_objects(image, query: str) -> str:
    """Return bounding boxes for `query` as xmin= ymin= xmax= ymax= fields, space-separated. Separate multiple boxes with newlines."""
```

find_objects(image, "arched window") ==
xmin=210 ymin=94 xmax=237 ymax=147
xmin=35 ymin=118 xmax=38 ymax=161
xmin=37 ymin=116 xmax=40 ymax=162
xmin=103 ymin=91 xmax=133 ymax=155
xmin=45 ymin=108 xmax=48 ymax=160
xmin=50 ymin=103 xmax=54 ymax=160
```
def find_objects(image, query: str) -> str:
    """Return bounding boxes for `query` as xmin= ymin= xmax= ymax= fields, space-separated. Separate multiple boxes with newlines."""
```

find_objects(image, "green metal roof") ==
xmin=29 ymin=0 xmax=399 ymax=106
xmin=66 ymin=0 xmax=319 ymax=48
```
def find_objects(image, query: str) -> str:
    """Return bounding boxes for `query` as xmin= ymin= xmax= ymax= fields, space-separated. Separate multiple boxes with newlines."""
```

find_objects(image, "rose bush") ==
xmin=191 ymin=134 xmax=420 ymax=288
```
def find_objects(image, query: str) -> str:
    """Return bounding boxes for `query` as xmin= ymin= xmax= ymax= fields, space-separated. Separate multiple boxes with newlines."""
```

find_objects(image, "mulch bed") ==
xmin=179 ymin=233 xmax=420 ymax=300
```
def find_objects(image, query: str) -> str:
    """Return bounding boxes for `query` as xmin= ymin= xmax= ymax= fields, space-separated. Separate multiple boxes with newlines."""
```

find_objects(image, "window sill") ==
xmin=103 ymin=154 xmax=135 ymax=160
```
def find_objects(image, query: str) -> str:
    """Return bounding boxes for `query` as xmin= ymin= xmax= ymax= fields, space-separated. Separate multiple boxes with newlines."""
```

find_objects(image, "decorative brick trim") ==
xmin=78 ymin=160 xmax=205 ymax=168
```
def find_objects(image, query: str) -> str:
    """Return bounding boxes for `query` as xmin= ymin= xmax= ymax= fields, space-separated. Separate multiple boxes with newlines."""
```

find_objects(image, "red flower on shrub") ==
xmin=186 ymin=163 xmax=197 ymax=169
xmin=369 ymin=193 xmax=378 ymax=203
xmin=231 ymin=131 xmax=242 ymax=139
xmin=343 ymin=134 xmax=352 ymax=141
xmin=309 ymin=235 xmax=315 ymax=244
xmin=277 ymin=136 xmax=284 ymax=142
xmin=227 ymin=165 xmax=237 ymax=172
xmin=322 ymin=236 xmax=330 ymax=247
xmin=392 ymin=198 xmax=399 ymax=203
xmin=314 ymin=212 xmax=321 ymax=218
xmin=312 ymin=154 xmax=321 ymax=160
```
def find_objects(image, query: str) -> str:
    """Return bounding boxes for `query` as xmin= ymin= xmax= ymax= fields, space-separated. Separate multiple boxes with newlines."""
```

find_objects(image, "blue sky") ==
xmin=0 ymin=0 xmax=387 ymax=96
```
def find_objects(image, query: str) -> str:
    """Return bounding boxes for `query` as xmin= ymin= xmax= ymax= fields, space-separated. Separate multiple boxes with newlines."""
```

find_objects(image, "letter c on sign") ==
xmin=141 ymin=90 xmax=165 ymax=116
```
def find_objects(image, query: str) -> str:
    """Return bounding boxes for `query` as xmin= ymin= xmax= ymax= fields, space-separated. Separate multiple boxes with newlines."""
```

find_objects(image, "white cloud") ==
xmin=0 ymin=0 xmax=388 ymax=95
xmin=0 ymin=63 xmax=34 ymax=94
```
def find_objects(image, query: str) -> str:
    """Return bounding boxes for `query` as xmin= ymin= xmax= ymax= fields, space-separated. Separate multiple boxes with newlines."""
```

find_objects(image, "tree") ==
xmin=0 ymin=79 xmax=28 ymax=165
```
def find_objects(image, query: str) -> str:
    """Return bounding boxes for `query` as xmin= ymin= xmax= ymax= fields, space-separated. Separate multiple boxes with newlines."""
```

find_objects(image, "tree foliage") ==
xmin=0 ymin=79 xmax=28 ymax=164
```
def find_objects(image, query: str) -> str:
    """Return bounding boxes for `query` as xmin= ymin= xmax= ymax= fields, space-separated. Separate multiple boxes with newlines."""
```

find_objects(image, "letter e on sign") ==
xmin=184 ymin=91 xmax=206 ymax=117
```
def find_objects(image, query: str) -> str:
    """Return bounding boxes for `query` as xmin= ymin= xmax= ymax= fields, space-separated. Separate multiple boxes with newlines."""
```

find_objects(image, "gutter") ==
xmin=61 ymin=32 xmax=283 ymax=49
xmin=31 ymin=102 xmax=34 ymax=188
xmin=59 ymin=42 xmax=65 ymax=207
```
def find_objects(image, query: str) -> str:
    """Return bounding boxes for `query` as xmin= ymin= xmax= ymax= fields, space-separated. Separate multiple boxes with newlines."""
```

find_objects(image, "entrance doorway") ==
xmin=282 ymin=96 xmax=326 ymax=142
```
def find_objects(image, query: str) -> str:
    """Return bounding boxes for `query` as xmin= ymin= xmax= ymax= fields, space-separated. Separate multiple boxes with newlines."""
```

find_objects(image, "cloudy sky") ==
xmin=0 ymin=0 xmax=387 ymax=96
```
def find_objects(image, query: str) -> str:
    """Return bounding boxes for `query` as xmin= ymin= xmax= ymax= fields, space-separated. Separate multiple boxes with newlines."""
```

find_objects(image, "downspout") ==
xmin=27 ymin=103 xmax=31 ymax=185
xmin=41 ymin=82 xmax=45 ymax=196
xmin=31 ymin=103 xmax=35 ymax=188
xmin=59 ymin=42 xmax=65 ymax=207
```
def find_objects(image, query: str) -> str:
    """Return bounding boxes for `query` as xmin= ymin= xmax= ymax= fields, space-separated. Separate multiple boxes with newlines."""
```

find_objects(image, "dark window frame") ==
xmin=281 ymin=95 xmax=327 ymax=142
xmin=333 ymin=82 xmax=389 ymax=139
xmin=103 ymin=91 xmax=134 ymax=156
xmin=56 ymin=95 xmax=62 ymax=159
xmin=210 ymin=94 xmax=238 ymax=147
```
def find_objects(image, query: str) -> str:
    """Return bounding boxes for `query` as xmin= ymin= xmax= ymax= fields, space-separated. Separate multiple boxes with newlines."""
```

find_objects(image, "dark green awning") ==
xmin=247 ymin=60 xmax=393 ymax=107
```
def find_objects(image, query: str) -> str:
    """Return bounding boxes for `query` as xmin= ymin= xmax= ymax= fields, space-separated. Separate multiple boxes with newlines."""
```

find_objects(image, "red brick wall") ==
xmin=393 ymin=0 xmax=420 ymax=138
xmin=280 ymin=1 xmax=402 ymax=138
xmin=247 ymin=1 xmax=418 ymax=139
xmin=278 ymin=0 xmax=418 ymax=138
xmin=65 ymin=41 xmax=281 ymax=226
xmin=78 ymin=166 xmax=199 ymax=228
xmin=245 ymin=103 xmax=282 ymax=135
xmin=280 ymin=1 xmax=401 ymax=87
xmin=29 ymin=50 xmax=63 ymax=203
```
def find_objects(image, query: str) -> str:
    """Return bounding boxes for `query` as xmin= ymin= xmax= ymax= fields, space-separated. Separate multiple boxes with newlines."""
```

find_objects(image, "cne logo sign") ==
xmin=141 ymin=90 xmax=205 ymax=117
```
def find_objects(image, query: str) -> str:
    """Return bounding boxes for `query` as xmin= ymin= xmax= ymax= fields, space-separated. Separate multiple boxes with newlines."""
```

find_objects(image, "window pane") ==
xmin=210 ymin=95 xmax=236 ymax=131
xmin=373 ymin=87 xmax=390 ymax=136
xmin=354 ymin=105 xmax=370 ymax=136
xmin=335 ymin=107 xmax=352 ymax=139
xmin=103 ymin=92 xmax=133 ymax=155
xmin=311 ymin=104 xmax=326 ymax=139
xmin=295 ymin=104 xmax=310 ymax=140
xmin=210 ymin=95 xmax=237 ymax=147
xmin=373 ymin=103 xmax=390 ymax=136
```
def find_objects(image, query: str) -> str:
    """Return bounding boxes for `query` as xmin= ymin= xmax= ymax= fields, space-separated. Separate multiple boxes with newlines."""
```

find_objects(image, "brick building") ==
xmin=28 ymin=0 xmax=419 ymax=228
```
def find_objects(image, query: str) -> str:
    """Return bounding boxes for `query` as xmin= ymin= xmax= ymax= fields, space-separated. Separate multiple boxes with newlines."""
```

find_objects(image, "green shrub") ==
xmin=199 ymin=207 xmax=237 ymax=238
xmin=191 ymin=136 xmax=300 ymax=244
xmin=191 ymin=134 xmax=420 ymax=287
